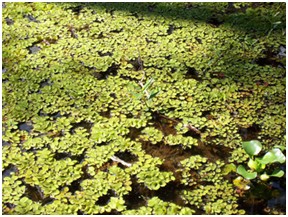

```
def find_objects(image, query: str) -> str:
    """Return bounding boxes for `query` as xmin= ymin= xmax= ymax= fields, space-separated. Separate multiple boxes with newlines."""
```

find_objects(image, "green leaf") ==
xmin=131 ymin=91 xmax=143 ymax=100
xmin=236 ymin=165 xmax=257 ymax=180
xmin=257 ymin=148 xmax=286 ymax=165
xmin=242 ymin=140 xmax=262 ymax=156
xmin=148 ymin=90 xmax=160 ymax=100
xmin=247 ymin=158 xmax=258 ymax=170
xmin=142 ymin=78 xmax=154 ymax=91
xmin=148 ymin=197 xmax=160 ymax=207
xmin=222 ymin=163 xmax=236 ymax=175
xmin=269 ymin=169 xmax=284 ymax=178
xmin=273 ymin=145 xmax=286 ymax=151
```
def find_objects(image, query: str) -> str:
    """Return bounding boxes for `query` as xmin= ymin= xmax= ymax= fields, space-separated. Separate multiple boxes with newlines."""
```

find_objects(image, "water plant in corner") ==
xmin=233 ymin=140 xmax=286 ymax=190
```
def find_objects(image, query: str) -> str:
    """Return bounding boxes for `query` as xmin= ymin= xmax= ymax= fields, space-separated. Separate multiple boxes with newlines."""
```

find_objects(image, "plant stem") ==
xmin=110 ymin=156 xmax=132 ymax=167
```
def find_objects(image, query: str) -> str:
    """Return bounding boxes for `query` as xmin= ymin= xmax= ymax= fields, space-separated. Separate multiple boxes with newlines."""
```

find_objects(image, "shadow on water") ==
xmin=95 ymin=189 xmax=115 ymax=206
xmin=70 ymin=120 xmax=93 ymax=135
xmin=238 ymin=124 xmax=261 ymax=141
xmin=23 ymin=182 xmax=55 ymax=206
xmin=2 ymin=2 xmax=286 ymax=215
xmin=123 ymin=176 xmax=147 ymax=210
xmin=238 ymin=177 xmax=286 ymax=214
xmin=2 ymin=164 xmax=18 ymax=181
xmin=114 ymin=151 xmax=138 ymax=164
xmin=18 ymin=122 xmax=33 ymax=133
xmin=25 ymin=183 xmax=44 ymax=202
xmin=62 ymin=2 xmax=285 ymax=36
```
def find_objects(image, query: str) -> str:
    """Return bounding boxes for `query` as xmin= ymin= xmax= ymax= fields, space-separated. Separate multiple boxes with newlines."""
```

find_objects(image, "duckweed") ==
xmin=2 ymin=2 xmax=286 ymax=215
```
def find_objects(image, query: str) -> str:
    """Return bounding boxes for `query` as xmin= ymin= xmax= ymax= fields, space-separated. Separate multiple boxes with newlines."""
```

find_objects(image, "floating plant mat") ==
xmin=2 ymin=2 xmax=286 ymax=215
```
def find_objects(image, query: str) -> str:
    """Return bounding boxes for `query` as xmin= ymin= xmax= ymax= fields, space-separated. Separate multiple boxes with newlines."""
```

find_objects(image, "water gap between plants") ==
xmin=10 ymin=109 xmax=285 ymax=214
xmin=129 ymin=109 xmax=286 ymax=214
xmin=125 ymin=113 xmax=225 ymax=213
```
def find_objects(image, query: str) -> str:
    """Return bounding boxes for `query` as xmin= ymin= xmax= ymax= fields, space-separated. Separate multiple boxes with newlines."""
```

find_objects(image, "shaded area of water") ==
xmin=2 ymin=164 xmax=18 ymax=181
xmin=95 ymin=189 xmax=115 ymax=206
xmin=18 ymin=122 xmax=34 ymax=133
xmin=238 ymin=124 xmax=261 ymax=141
xmin=238 ymin=178 xmax=286 ymax=215
xmin=114 ymin=151 xmax=138 ymax=164
xmin=70 ymin=120 xmax=93 ymax=134
xmin=123 ymin=176 xmax=147 ymax=210
xmin=25 ymin=184 xmax=44 ymax=202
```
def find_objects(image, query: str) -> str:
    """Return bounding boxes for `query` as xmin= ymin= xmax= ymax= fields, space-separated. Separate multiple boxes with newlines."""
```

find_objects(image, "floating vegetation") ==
xmin=2 ymin=2 xmax=286 ymax=215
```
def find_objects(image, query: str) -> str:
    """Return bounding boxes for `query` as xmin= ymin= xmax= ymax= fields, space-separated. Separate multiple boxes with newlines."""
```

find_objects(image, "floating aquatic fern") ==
xmin=2 ymin=2 xmax=286 ymax=215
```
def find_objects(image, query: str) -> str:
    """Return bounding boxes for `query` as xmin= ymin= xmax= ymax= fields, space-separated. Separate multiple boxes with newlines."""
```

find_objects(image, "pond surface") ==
xmin=2 ymin=2 xmax=286 ymax=215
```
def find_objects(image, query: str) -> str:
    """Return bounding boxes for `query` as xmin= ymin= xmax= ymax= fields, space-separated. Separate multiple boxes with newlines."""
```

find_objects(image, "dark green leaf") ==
xmin=148 ymin=90 xmax=160 ymax=100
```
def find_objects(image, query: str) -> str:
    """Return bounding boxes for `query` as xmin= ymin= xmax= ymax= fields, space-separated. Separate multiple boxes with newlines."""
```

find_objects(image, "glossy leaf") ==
xmin=257 ymin=148 xmax=286 ymax=165
xmin=242 ymin=140 xmax=262 ymax=156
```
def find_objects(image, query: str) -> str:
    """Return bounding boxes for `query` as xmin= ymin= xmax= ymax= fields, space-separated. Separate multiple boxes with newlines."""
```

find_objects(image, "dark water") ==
xmin=2 ymin=165 xmax=18 ymax=181
xmin=18 ymin=122 xmax=33 ymax=133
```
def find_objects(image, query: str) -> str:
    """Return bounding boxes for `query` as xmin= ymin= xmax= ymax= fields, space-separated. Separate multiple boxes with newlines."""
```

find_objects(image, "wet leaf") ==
xmin=257 ymin=148 xmax=286 ymax=165
xmin=242 ymin=140 xmax=262 ymax=156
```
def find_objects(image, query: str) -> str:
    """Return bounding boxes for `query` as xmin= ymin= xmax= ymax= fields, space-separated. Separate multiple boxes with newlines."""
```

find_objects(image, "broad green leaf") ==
xmin=273 ymin=145 xmax=286 ymax=151
xmin=257 ymin=148 xmax=286 ymax=165
xmin=269 ymin=169 xmax=284 ymax=178
xmin=242 ymin=140 xmax=262 ymax=156
xmin=236 ymin=165 xmax=257 ymax=180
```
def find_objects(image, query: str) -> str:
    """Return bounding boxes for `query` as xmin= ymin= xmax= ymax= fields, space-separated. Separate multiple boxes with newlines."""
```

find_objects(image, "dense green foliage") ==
xmin=236 ymin=140 xmax=285 ymax=181
xmin=2 ymin=2 xmax=286 ymax=215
